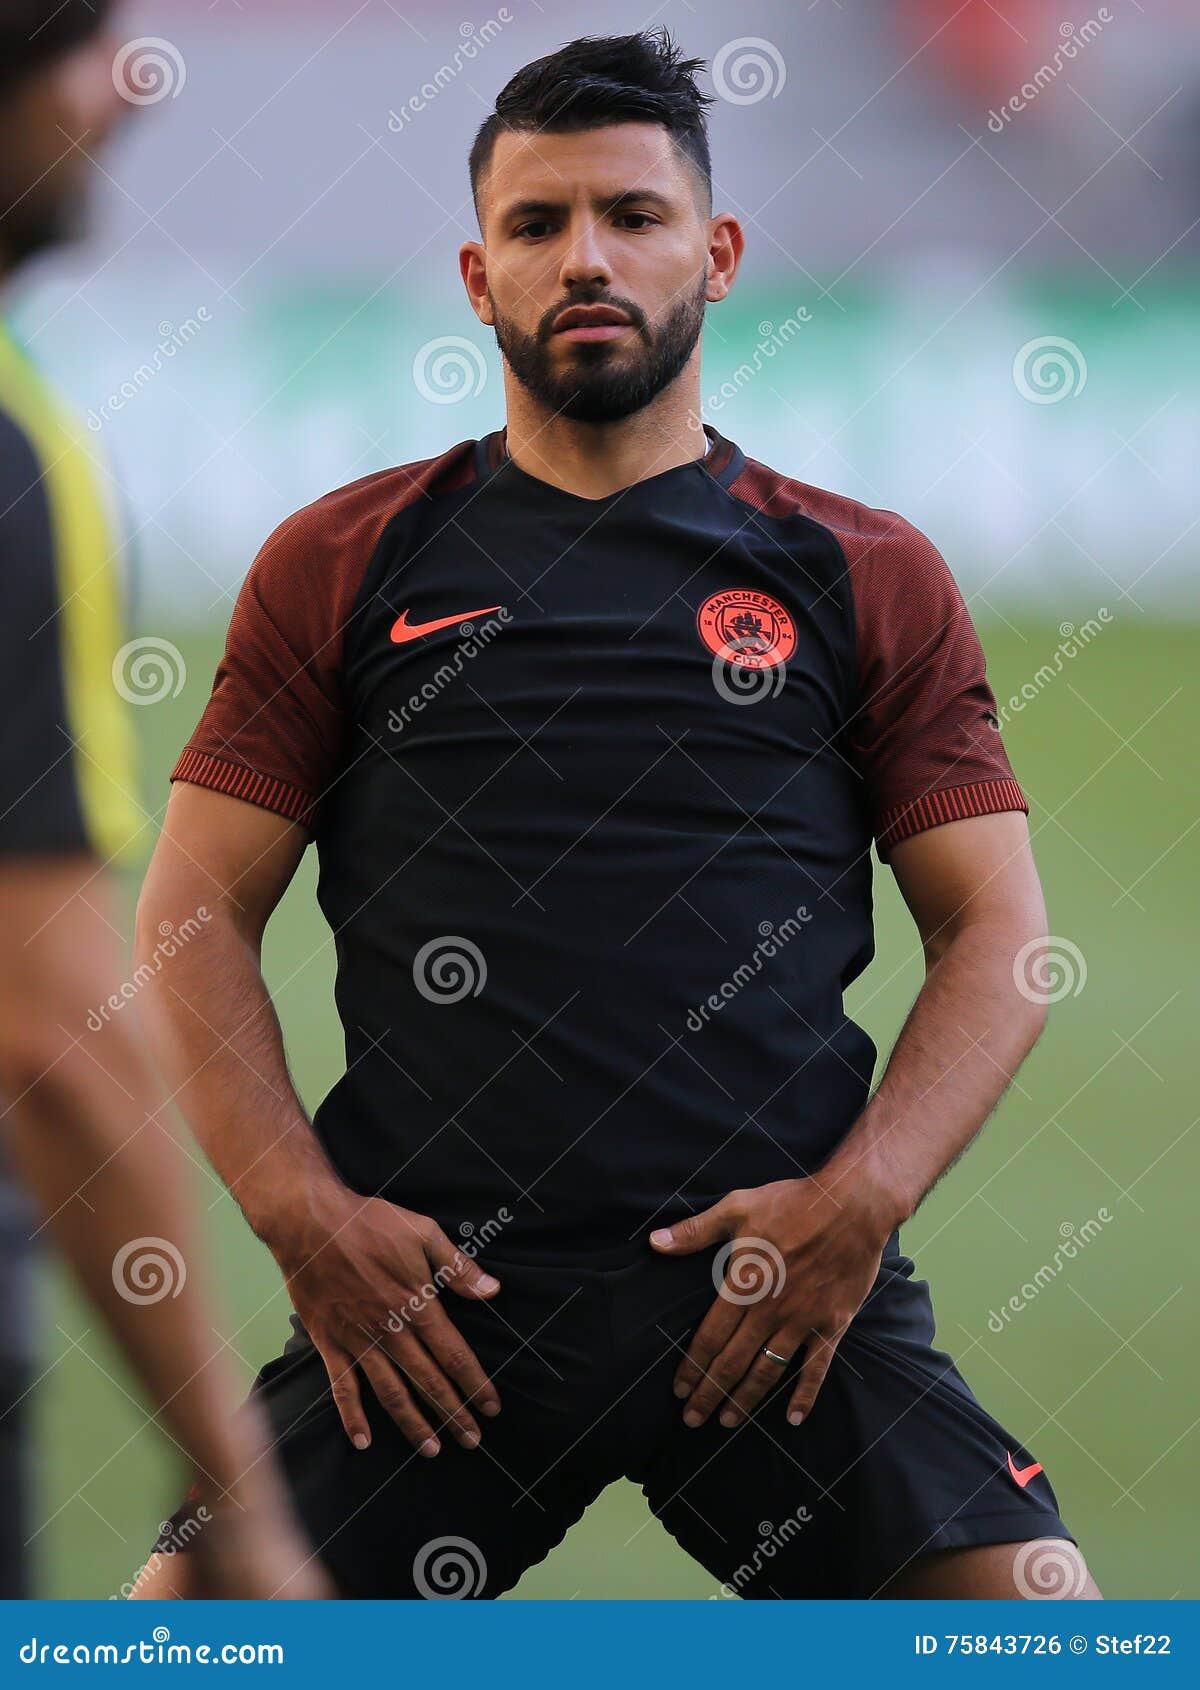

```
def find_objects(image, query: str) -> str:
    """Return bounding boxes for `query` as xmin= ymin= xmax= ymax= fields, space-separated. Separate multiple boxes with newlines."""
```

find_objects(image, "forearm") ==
xmin=823 ymin=918 xmax=1048 ymax=1225
xmin=133 ymin=891 xmax=347 ymax=1251
xmin=3 ymin=1030 xmax=268 ymax=1500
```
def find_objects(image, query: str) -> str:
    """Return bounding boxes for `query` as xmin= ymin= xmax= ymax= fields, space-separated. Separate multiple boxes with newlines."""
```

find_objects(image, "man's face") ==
xmin=468 ymin=122 xmax=714 ymax=423
xmin=0 ymin=32 xmax=129 ymax=268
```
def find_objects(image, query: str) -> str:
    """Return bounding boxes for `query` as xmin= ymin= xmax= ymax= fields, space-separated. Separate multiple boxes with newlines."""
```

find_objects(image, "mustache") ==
xmin=536 ymin=290 xmax=647 ymax=343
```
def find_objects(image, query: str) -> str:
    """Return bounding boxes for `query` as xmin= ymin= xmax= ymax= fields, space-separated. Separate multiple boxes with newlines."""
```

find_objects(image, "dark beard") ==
xmin=490 ymin=275 xmax=707 ymax=423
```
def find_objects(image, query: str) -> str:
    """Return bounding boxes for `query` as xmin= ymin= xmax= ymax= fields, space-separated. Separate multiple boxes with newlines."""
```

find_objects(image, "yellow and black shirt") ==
xmin=0 ymin=319 xmax=143 ymax=1363
xmin=0 ymin=320 xmax=141 ymax=864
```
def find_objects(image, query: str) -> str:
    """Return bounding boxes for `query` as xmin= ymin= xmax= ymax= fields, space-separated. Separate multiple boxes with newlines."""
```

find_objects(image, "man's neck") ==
xmin=502 ymin=380 xmax=708 ymax=500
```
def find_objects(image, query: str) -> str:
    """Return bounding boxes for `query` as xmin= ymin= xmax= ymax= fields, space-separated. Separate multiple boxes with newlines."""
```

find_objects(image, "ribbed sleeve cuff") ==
xmin=877 ymin=776 xmax=1028 ymax=858
xmin=170 ymin=748 xmax=317 ymax=829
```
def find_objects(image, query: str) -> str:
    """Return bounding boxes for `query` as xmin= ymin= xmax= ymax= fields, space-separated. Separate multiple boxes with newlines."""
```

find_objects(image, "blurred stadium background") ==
xmin=8 ymin=0 xmax=1197 ymax=1598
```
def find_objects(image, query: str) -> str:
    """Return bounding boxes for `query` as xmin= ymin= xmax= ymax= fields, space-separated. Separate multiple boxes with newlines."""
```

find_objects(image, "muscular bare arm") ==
xmin=134 ymin=782 xmax=503 ymax=1457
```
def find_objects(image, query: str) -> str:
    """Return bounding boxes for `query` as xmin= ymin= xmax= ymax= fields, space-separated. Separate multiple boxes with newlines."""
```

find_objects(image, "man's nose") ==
xmin=558 ymin=219 xmax=612 ymax=293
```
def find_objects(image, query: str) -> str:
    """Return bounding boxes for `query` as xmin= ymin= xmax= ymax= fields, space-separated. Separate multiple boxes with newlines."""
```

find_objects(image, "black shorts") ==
xmin=153 ymin=1235 xmax=1073 ymax=1598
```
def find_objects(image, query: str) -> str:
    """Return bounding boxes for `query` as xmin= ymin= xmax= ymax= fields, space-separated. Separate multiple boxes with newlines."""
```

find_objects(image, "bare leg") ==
xmin=127 ymin=1554 xmax=193 ymax=1600
xmin=879 ymin=1540 xmax=1102 ymax=1600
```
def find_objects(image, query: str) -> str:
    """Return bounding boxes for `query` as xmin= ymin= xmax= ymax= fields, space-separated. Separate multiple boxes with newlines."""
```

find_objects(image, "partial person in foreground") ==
xmin=0 ymin=0 xmax=326 ymax=1598
xmin=132 ymin=32 xmax=1099 ymax=1598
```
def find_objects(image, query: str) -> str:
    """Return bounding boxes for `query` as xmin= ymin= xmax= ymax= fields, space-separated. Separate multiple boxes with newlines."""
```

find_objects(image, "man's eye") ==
xmin=615 ymin=213 xmax=658 ymax=230
xmin=515 ymin=221 xmax=554 ymax=240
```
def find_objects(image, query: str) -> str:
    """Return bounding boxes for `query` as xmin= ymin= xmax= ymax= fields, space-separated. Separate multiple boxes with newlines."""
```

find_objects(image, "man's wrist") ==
xmin=821 ymin=1132 xmax=918 ymax=1237
xmin=238 ymin=1158 xmax=350 ymax=1259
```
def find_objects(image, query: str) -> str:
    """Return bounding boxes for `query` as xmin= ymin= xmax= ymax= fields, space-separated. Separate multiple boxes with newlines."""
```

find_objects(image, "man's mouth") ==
xmin=551 ymin=304 xmax=634 ymax=343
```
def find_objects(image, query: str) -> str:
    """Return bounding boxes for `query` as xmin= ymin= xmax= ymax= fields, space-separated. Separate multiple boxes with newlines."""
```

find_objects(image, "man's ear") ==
xmin=705 ymin=212 xmax=744 ymax=304
xmin=459 ymin=242 xmax=494 ymax=326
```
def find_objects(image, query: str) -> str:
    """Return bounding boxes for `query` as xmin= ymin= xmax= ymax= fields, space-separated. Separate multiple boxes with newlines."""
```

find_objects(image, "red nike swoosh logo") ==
xmin=390 ymin=606 xmax=502 ymax=644
xmin=1007 ymin=1451 xmax=1043 ymax=1488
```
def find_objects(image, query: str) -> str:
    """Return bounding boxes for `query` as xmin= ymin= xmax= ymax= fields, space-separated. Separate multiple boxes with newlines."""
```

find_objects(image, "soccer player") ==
xmin=132 ymin=32 xmax=1099 ymax=1598
xmin=0 ymin=0 xmax=326 ymax=1598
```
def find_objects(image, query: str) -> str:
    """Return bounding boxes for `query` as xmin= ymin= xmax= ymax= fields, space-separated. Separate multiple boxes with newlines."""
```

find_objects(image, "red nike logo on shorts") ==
xmin=1007 ymin=1451 xmax=1043 ymax=1488
xmin=390 ymin=606 xmax=502 ymax=644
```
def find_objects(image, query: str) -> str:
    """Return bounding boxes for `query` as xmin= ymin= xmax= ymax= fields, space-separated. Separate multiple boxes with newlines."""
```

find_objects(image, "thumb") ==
xmin=649 ymin=1201 xmax=733 ymax=1255
xmin=424 ymin=1227 xmax=502 ymax=1299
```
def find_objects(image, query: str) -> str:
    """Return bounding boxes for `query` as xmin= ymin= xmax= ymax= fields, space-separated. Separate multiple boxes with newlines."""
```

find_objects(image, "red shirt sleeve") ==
xmin=170 ymin=456 xmax=461 ymax=828
xmin=846 ymin=512 xmax=1027 ymax=859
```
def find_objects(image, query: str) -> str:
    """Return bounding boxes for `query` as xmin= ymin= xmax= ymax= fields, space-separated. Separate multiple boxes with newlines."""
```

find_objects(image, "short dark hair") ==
xmin=469 ymin=30 xmax=713 ymax=218
xmin=0 ymin=0 xmax=115 ymax=97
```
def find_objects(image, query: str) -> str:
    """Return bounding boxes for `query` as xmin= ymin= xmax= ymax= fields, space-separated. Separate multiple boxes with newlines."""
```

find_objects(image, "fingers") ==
xmin=678 ymin=1317 xmax=771 ymax=1427
xmin=357 ymin=1346 xmax=442 ymax=1457
xmin=787 ymin=1328 xmax=842 ymax=1426
xmin=315 ymin=1341 xmax=373 ymax=1451
xmin=424 ymin=1225 xmax=502 ymax=1300
xmin=672 ymin=1294 xmax=742 ymax=1403
xmin=718 ymin=1333 xmax=803 ymax=1427
xmin=380 ymin=1327 xmax=484 ymax=1450
xmin=409 ymin=1302 xmax=501 ymax=1419
xmin=649 ymin=1194 xmax=737 ymax=1256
